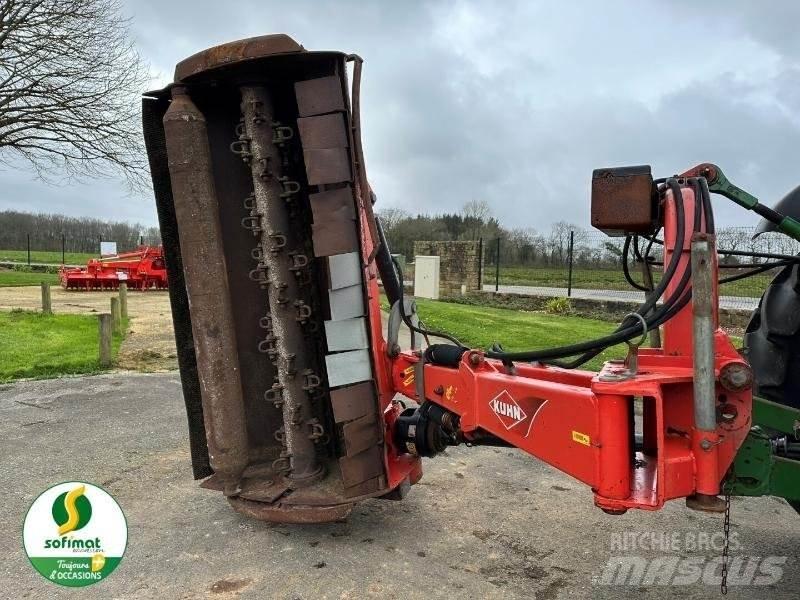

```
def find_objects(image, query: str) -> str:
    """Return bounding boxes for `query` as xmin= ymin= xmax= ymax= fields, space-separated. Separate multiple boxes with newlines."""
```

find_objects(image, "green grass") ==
xmin=485 ymin=266 xmax=773 ymax=298
xmin=0 ymin=249 xmax=96 ymax=265
xmin=0 ymin=270 xmax=60 ymax=287
xmin=389 ymin=296 xmax=629 ymax=371
xmin=0 ymin=310 xmax=125 ymax=382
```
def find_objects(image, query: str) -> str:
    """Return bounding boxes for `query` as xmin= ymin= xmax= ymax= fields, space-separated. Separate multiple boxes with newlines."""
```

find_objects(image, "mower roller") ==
xmin=142 ymin=35 xmax=800 ymax=527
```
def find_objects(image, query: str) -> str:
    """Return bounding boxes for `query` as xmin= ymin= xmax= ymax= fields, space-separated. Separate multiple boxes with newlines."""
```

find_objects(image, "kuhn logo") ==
xmin=489 ymin=390 xmax=527 ymax=430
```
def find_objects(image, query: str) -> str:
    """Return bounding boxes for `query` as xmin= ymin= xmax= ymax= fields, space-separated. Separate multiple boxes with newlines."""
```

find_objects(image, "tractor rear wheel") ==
xmin=744 ymin=261 xmax=800 ymax=513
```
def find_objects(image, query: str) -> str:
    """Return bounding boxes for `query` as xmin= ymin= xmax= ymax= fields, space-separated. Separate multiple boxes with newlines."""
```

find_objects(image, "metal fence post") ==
xmin=567 ymin=230 xmax=575 ymax=297
xmin=478 ymin=237 xmax=483 ymax=289
xmin=27 ymin=233 xmax=31 ymax=266
xmin=61 ymin=233 xmax=66 ymax=265
xmin=495 ymin=237 xmax=501 ymax=292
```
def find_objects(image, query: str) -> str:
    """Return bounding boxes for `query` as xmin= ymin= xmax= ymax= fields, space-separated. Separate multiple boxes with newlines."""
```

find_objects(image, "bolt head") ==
xmin=719 ymin=362 xmax=753 ymax=392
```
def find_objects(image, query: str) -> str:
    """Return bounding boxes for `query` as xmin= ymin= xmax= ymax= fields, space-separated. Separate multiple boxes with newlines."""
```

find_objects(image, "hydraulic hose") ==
xmin=546 ymin=178 xmax=706 ymax=367
xmin=486 ymin=178 xmax=692 ymax=362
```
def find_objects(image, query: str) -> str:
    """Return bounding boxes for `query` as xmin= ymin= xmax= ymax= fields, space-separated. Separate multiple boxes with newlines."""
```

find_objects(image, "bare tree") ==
xmin=462 ymin=199 xmax=491 ymax=239
xmin=376 ymin=207 xmax=411 ymax=233
xmin=0 ymin=0 xmax=149 ymax=186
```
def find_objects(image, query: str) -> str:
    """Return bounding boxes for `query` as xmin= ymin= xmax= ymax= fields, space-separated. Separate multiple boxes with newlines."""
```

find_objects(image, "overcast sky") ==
xmin=3 ymin=0 xmax=799 ymax=232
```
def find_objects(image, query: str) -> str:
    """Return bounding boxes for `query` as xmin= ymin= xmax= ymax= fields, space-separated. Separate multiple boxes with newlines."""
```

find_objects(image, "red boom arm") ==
xmin=384 ymin=183 xmax=752 ymax=514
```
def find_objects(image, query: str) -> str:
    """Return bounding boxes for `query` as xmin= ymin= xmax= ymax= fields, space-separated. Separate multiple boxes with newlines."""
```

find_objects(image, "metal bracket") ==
xmin=387 ymin=299 xmax=419 ymax=357
xmin=598 ymin=312 xmax=647 ymax=382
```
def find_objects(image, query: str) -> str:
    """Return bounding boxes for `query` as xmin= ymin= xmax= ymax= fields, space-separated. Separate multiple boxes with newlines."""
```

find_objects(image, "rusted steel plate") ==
xmin=304 ymin=148 xmax=352 ymax=186
xmin=312 ymin=222 xmax=358 ymax=257
xmin=342 ymin=413 xmax=380 ymax=457
xmin=591 ymin=165 xmax=657 ymax=236
xmin=330 ymin=381 xmax=377 ymax=423
xmin=342 ymin=476 xmax=384 ymax=498
xmin=298 ymin=114 xmax=349 ymax=149
xmin=239 ymin=478 xmax=291 ymax=503
xmin=339 ymin=445 xmax=384 ymax=487
xmin=310 ymin=186 xmax=356 ymax=222
xmin=199 ymin=474 xmax=224 ymax=491
xmin=295 ymin=76 xmax=345 ymax=117
xmin=310 ymin=187 xmax=359 ymax=256
xmin=175 ymin=34 xmax=304 ymax=81
xmin=228 ymin=497 xmax=352 ymax=524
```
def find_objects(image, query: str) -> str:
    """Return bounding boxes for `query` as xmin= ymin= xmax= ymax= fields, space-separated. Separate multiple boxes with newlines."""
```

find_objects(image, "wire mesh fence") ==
xmin=0 ymin=232 xmax=162 ymax=267
xmin=481 ymin=227 xmax=800 ymax=311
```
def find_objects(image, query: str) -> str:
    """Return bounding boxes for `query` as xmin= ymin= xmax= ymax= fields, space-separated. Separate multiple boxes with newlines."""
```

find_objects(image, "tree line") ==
xmin=378 ymin=200 xmax=624 ymax=268
xmin=378 ymin=200 xmax=797 ymax=269
xmin=0 ymin=210 xmax=161 ymax=253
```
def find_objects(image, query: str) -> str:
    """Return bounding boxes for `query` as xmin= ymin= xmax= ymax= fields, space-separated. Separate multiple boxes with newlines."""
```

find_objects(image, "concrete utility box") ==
xmin=412 ymin=240 xmax=482 ymax=296
xmin=414 ymin=255 xmax=440 ymax=299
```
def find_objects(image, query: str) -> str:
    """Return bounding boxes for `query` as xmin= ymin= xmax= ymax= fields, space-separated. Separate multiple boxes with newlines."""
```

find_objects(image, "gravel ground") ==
xmin=1 ymin=372 xmax=798 ymax=599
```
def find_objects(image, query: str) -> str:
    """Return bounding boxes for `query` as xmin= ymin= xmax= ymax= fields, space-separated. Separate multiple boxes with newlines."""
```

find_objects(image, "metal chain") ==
xmin=720 ymin=488 xmax=731 ymax=595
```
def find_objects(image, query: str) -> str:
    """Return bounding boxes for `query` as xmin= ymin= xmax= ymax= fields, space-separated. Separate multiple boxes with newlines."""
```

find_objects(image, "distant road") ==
xmin=482 ymin=284 xmax=759 ymax=312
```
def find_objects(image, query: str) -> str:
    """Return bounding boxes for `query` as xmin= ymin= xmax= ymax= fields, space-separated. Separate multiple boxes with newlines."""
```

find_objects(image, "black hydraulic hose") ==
xmin=719 ymin=261 xmax=795 ymax=284
xmin=545 ymin=178 xmax=707 ymax=368
xmin=374 ymin=216 xmax=403 ymax=307
xmin=486 ymin=179 xmax=689 ymax=362
xmin=391 ymin=256 xmax=466 ymax=349
xmin=698 ymin=177 xmax=715 ymax=234
xmin=622 ymin=235 xmax=651 ymax=292
xmin=549 ymin=230 xmax=696 ymax=368
xmin=720 ymin=249 xmax=800 ymax=261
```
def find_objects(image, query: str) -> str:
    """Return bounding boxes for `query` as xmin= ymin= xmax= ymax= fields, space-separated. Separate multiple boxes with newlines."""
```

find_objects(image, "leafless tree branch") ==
xmin=0 ymin=0 xmax=149 ymax=188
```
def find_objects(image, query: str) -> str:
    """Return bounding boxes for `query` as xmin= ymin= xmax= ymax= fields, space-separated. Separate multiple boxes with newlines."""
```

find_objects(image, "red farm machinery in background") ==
xmin=59 ymin=246 xmax=168 ymax=290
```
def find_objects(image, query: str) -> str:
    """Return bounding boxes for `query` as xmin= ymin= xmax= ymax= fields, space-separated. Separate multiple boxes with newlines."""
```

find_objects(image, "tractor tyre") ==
xmin=743 ymin=260 xmax=800 ymax=514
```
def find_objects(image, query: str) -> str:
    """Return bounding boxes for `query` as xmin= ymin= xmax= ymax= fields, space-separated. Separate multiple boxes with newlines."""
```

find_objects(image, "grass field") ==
xmin=0 ymin=310 xmax=125 ymax=382
xmin=398 ymin=297 xmax=629 ymax=371
xmin=485 ymin=266 xmax=773 ymax=299
xmin=0 ymin=248 xmax=96 ymax=265
xmin=0 ymin=269 xmax=60 ymax=287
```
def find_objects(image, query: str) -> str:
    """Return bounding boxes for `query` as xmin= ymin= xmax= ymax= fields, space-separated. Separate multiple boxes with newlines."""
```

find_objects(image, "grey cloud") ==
xmin=2 ymin=0 xmax=798 ymax=233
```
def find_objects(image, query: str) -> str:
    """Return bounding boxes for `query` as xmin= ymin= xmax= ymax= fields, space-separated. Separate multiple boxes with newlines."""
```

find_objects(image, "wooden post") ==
xmin=118 ymin=282 xmax=128 ymax=320
xmin=110 ymin=297 xmax=121 ymax=334
xmin=98 ymin=313 xmax=112 ymax=367
xmin=41 ymin=282 xmax=52 ymax=315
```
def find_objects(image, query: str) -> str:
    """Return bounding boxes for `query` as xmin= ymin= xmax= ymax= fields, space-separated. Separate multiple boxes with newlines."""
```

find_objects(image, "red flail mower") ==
xmin=59 ymin=246 xmax=168 ymax=291
xmin=143 ymin=34 xmax=800 ymax=538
